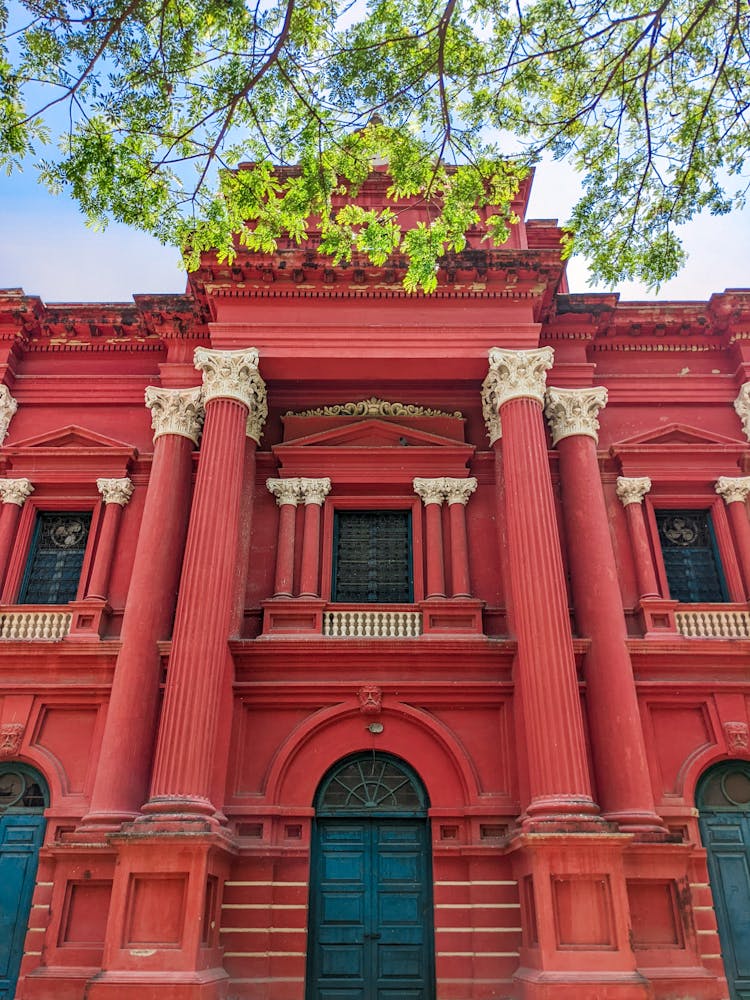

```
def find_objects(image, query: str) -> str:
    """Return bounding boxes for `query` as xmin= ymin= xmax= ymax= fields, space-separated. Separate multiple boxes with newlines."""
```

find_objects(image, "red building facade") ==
xmin=1 ymin=171 xmax=750 ymax=1000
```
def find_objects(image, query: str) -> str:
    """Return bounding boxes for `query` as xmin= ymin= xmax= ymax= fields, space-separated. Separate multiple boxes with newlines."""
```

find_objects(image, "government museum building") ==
xmin=1 ymin=170 xmax=750 ymax=1000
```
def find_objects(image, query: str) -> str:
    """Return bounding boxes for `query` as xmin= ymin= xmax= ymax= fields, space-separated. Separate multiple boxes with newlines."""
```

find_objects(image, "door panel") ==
xmin=309 ymin=819 xmax=432 ymax=1000
xmin=0 ymin=815 xmax=46 ymax=1000
xmin=699 ymin=811 xmax=750 ymax=1000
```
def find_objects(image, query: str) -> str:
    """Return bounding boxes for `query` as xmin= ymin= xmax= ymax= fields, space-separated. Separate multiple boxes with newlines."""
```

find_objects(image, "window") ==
xmin=19 ymin=512 xmax=92 ymax=605
xmin=655 ymin=509 xmax=728 ymax=603
xmin=332 ymin=510 xmax=412 ymax=603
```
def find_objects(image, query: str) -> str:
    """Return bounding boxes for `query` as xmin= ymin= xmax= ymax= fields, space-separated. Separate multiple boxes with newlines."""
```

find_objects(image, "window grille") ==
xmin=655 ymin=509 xmax=727 ymax=604
xmin=317 ymin=753 xmax=426 ymax=814
xmin=698 ymin=763 xmax=750 ymax=810
xmin=19 ymin=512 xmax=92 ymax=605
xmin=332 ymin=510 xmax=412 ymax=603
xmin=0 ymin=767 xmax=47 ymax=811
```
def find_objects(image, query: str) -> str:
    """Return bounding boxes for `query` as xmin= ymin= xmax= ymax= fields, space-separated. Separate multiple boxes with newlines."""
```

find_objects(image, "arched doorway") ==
xmin=0 ymin=763 xmax=48 ymax=1000
xmin=697 ymin=761 xmax=750 ymax=1000
xmin=306 ymin=751 xmax=434 ymax=1000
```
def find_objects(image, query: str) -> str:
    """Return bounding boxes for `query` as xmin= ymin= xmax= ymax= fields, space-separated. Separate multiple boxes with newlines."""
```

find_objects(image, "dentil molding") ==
xmin=97 ymin=477 xmax=134 ymax=506
xmin=715 ymin=476 xmax=750 ymax=505
xmin=0 ymin=385 xmax=18 ymax=445
xmin=145 ymin=385 xmax=204 ymax=445
xmin=616 ymin=476 xmax=652 ymax=506
xmin=0 ymin=478 xmax=33 ymax=506
xmin=193 ymin=348 xmax=268 ymax=443
xmin=734 ymin=383 xmax=750 ymax=442
xmin=544 ymin=386 xmax=608 ymax=445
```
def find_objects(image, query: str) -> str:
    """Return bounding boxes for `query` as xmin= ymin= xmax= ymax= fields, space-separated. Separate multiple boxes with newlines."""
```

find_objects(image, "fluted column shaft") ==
xmin=0 ymin=479 xmax=33 ymax=590
xmin=547 ymin=389 xmax=664 ymax=832
xmin=617 ymin=478 xmax=660 ymax=599
xmin=82 ymin=428 xmax=198 ymax=829
xmin=231 ymin=438 xmax=258 ymax=635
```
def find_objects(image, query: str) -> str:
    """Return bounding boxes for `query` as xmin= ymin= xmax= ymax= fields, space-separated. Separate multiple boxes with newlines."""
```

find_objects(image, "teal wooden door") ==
xmin=0 ymin=766 xmax=48 ymax=1000
xmin=308 ymin=754 xmax=433 ymax=1000
xmin=698 ymin=763 xmax=750 ymax=1000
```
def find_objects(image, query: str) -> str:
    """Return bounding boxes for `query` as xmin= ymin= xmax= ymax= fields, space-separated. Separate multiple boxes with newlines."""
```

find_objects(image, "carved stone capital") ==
xmin=616 ymin=476 xmax=652 ymax=506
xmin=267 ymin=478 xmax=301 ymax=506
xmin=443 ymin=477 xmax=478 ymax=506
xmin=145 ymin=385 xmax=204 ymax=445
xmin=97 ymin=477 xmax=134 ymax=506
xmin=544 ymin=386 xmax=608 ymax=446
xmin=194 ymin=348 xmax=268 ymax=442
xmin=480 ymin=371 xmax=503 ymax=444
xmin=0 ymin=385 xmax=18 ymax=445
xmin=485 ymin=347 xmax=555 ymax=408
xmin=299 ymin=478 xmax=331 ymax=506
xmin=413 ymin=478 xmax=445 ymax=506
xmin=0 ymin=722 xmax=24 ymax=760
xmin=0 ymin=478 xmax=33 ymax=507
xmin=716 ymin=476 xmax=750 ymax=505
xmin=734 ymin=383 xmax=750 ymax=442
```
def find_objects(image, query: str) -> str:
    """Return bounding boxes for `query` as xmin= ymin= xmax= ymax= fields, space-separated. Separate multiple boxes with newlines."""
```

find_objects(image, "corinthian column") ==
xmin=85 ymin=478 xmax=134 ymax=601
xmin=443 ymin=478 xmax=477 ymax=597
xmin=413 ymin=478 xmax=446 ymax=598
xmin=80 ymin=387 xmax=203 ymax=831
xmin=545 ymin=387 xmax=665 ymax=832
xmin=616 ymin=477 xmax=660 ymax=599
xmin=482 ymin=349 xmax=598 ymax=828
xmin=267 ymin=478 xmax=301 ymax=596
xmin=0 ymin=479 xmax=33 ymax=590
xmin=299 ymin=478 xmax=331 ymax=597
xmin=145 ymin=349 xmax=266 ymax=821
xmin=715 ymin=476 xmax=750 ymax=599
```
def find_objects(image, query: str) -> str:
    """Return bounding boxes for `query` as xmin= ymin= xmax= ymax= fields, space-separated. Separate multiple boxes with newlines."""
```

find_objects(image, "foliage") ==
xmin=1 ymin=0 xmax=748 ymax=289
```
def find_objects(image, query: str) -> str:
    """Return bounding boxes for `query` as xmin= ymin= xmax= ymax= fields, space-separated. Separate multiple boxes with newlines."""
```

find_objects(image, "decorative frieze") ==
xmin=145 ymin=385 xmax=204 ymax=445
xmin=194 ymin=347 xmax=268 ymax=442
xmin=0 ymin=385 xmax=18 ymax=445
xmin=299 ymin=478 xmax=332 ymax=505
xmin=734 ymin=383 xmax=750 ymax=442
xmin=0 ymin=478 xmax=33 ymax=507
xmin=544 ymin=386 xmax=608 ymax=446
xmin=484 ymin=347 xmax=555 ymax=408
xmin=97 ymin=477 xmax=134 ymax=506
xmin=267 ymin=478 xmax=302 ymax=506
xmin=287 ymin=397 xmax=462 ymax=419
xmin=616 ymin=476 xmax=652 ymax=506
xmin=715 ymin=476 xmax=750 ymax=505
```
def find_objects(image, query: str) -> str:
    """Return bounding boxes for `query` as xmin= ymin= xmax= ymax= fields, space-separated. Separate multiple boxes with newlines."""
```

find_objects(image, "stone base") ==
xmin=85 ymin=968 xmax=229 ymax=1000
xmin=22 ymin=966 xmax=100 ymax=1000
xmin=513 ymin=968 xmax=651 ymax=1000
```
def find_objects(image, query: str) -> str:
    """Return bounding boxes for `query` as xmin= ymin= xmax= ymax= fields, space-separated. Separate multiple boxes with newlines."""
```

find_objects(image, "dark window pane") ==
xmin=20 ymin=512 xmax=91 ymax=605
xmin=656 ymin=510 xmax=727 ymax=603
xmin=333 ymin=510 xmax=412 ymax=603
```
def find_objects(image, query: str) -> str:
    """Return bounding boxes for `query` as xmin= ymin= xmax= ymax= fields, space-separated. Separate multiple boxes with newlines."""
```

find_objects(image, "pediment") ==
xmin=6 ymin=424 xmax=136 ymax=452
xmin=275 ymin=418 xmax=466 ymax=451
xmin=612 ymin=422 xmax=744 ymax=449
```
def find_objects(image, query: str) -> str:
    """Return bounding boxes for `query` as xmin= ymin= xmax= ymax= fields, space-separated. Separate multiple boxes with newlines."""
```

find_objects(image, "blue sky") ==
xmin=1 ymin=156 xmax=747 ymax=304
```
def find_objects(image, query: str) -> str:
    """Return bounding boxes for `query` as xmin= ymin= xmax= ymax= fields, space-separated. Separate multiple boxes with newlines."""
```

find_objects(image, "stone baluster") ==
xmin=413 ymin=478 xmax=446 ymax=598
xmin=715 ymin=477 xmax=750 ymax=599
xmin=80 ymin=387 xmax=204 ymax=830
xmin=267 ymin=479 xmax=301 ymax=597
xmin=84 ymin=478 xmax=134 ymax=601
xmin=443 ymin=478 xmax=477 ymax=597
xmin=0 ymin=479 xmax=33 ymax=591
xmin=545 ymin=387 xmax=665 ymax=833
xmin=482 ymin=348 xmax=599 ymax=828
xmin=616 ymin=477 xmax=660 ymax=599
xmin=299 ymin=478 xmax=332 ymax=597
xmin=144 ymin=349 xmax=266 ymax=821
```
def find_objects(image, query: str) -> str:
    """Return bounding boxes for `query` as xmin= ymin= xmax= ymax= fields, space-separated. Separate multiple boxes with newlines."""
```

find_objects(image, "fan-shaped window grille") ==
xmin=698 ymin=762 xmax=750 ymax=811
xmin=316 ymin=753 xmax=427 ymax=816
xmin=0 ymin=764 xmax=49 ymax=813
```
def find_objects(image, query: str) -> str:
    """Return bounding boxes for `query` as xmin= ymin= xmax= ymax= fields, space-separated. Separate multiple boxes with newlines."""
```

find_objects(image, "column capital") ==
xmin=486 ymin=347 xmax=554 ymax=407
xmin=480 ymin=373 xmax=503 ymax=445
xmin=97 ymin=477 xmax=134 ymax=506
xmin=616 ymin=476 xmax=652 ymax=506
xmin=145 ymin=385 xmax=204 ymax=445
xmin=267 ymin=478 xmax=301 ymax=506
xmin=443 ymin=477 xmax=478 ymax=505
xmin=544 ymin=386 xmax=608 ymax=446
xmin=716 ymin=476 xmax=750 ymax=505
xmin=0 ymin=385 xmax=18 ymax=445
xmin=0 ymin=478 xmax=33 ymax=506
xmin=194 ymin=348 xmax=268 ymax=442
xmin=734 ymin=383 xmax=750 ymax=442
xmin=299 ymin=478 xmax=331 ymax=506
xmin=413 ymin=478 xmax=445 ymax=506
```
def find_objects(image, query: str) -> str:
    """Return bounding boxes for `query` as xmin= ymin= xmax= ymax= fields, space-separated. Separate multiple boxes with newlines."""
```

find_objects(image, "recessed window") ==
xmin=19 ymin=512 xmax=92 ymax=605
xmin=332 ymin=510 xmax=412 ymax=603
xmin=655 ymin=509 xmax=728 ymax=603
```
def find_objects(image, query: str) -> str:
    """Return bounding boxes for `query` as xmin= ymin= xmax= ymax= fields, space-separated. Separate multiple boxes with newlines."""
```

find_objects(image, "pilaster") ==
xmin=616 ymin=477 xmax=661 ymax=601
xmin=715 ymin=476 xmax=750 ymax=599
xmin=299 ymin=478 xmax=331 ymax=597
xmin=413 ymin=478 xmax=446 ymax=598
xmin=0 ymin=478 xmax=33 ymax=589
xmin=84 ymin=479 xmax=133 ymax=602
xmin=267 ymin=478 xmax=302 ymax=597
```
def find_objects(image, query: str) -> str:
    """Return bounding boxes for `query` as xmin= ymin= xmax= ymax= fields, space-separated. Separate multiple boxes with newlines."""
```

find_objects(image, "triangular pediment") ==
xmin=6 ymin=424 xmax=136 ymax=452
xmin=612 ymin=422 xmax=744 ymax=449
xmin=275 ymin=418 xmax=465 ymax=450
